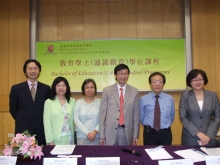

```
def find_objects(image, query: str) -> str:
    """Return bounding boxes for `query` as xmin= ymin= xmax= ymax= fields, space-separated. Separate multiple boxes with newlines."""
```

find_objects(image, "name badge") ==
xmin=205 ymin=156 xmax=220 ymax=165
xmin=158 ymin=159 xmax=193 ymax=165
xmin=43 ymin=158 xmax=77 ymax=165
xmin=86 ymin=157 xmax=120 ymax=165
xmin=0 ymin=156 xmax=17 ymax=165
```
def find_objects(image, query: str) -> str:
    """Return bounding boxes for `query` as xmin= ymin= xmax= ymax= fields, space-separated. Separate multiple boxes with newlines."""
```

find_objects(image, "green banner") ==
xmin=36 ymin=39 xmax=186 ymax=91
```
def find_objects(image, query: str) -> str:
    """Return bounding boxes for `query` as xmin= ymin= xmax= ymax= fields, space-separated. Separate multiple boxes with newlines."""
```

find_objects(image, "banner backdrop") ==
xmin=36 ymin=39 xmax=186 ymax=91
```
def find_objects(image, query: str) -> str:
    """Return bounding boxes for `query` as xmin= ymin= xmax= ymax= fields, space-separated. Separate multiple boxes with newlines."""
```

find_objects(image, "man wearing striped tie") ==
xmin=140 ymin=72 xmax=175 ymax=145
xmin=9 ymin=59 xmax=51 ymax=145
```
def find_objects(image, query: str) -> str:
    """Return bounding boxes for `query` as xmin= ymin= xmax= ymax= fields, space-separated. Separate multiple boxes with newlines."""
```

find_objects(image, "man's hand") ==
xmin=133 ymin=138 xmax=138 ymax=146
xmin=100 ymin=138 xmax=106 ymax=145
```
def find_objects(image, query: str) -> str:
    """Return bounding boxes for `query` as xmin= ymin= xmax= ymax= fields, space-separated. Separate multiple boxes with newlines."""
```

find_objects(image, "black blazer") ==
xmin=9 ymin=81 xmax=51 ymax=145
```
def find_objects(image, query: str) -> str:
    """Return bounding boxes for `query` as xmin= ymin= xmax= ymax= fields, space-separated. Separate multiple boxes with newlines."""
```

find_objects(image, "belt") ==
xmin=118 ymin=124 xmax=125 ymax=127
xmin=144 ymin=125 xmax=170 ymax=131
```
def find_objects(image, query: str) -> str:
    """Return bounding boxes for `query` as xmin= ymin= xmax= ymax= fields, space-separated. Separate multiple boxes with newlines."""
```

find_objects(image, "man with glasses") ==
xmin=140 ymin=72 xmax=175 ymax=145
xmin=99 ymin=64 xmax=140 ymax=146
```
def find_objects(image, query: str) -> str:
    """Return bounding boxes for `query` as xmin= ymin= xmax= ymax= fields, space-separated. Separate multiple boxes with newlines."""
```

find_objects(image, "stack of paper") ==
xmin=145 ymin=146 xmax=173 ymax=160
xmin=50 ymin=145 xmax=76 ymax=155
xmin=200 ymin=147 xmax=220 ymax=156
xmin=174 ymin=149 xmax=205 ymax=162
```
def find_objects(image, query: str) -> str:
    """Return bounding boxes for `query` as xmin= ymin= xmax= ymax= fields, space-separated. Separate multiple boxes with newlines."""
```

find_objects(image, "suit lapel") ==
xmin=22 ymin=82 xmax=33 ymax=102
xmin=202 ymin=90 xmax=210 ymax=112
xmin=124 ymin=85 xmax=131 ymax=105
xmin=189 ymin=90 xmax=202 ymax=113
xmin=35 ymin=82 xmax=44 ymax=103
xmin=54 ymin=97 xmax=63 ymax=114
xmin=112 ymin=84 xmax=120 ymax=106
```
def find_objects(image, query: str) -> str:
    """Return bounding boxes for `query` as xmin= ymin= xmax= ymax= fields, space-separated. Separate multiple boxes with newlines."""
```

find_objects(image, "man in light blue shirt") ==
xmin=140 ymin=72 xmax=175 ymax=145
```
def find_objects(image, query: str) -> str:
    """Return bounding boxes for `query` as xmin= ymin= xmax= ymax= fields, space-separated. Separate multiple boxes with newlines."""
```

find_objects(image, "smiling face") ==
xmin=150 ymin=74 xmax=164 ymax=95
xmin=55 ymin=81 xmax=67 ymax=96
xmin=190 ymin=73 xmax=204 ymax=91
xmin=84 ymin=81 xmax=96 ymax=98
xmin=114 ymin=69 xmax=129 ymax=87
xmin=25 ymin=62 xmax=40 ymax=82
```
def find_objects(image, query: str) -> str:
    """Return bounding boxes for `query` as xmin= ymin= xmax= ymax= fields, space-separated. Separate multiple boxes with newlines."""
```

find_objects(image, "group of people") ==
xmin=9 ymin=59 xmax=220 ymax=147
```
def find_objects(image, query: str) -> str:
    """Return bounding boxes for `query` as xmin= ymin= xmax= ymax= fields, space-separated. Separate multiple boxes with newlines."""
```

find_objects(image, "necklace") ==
xmin=194 ymin=91 xmax=203 ymax=98
xmin=84 ymin=98 xmax=95 ymax=111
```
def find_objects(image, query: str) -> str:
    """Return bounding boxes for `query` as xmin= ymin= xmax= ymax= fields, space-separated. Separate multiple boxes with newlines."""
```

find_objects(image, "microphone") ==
xmin=122 ymin=149 xmax=142 ymax=156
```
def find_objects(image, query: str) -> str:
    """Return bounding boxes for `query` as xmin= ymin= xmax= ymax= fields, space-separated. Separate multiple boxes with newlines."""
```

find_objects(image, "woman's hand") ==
xmin=196 ymin=132 xmax=210 ymax=146
xmin=47 ymin=142 xmax=54 ymax=145
xmin=87 ymin=130 xmax=98 ymax=141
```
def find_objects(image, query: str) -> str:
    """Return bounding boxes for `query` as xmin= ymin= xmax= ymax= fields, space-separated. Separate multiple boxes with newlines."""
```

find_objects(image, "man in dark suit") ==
xmin=9 ymin=59 xmax=51 ymax=145
xmin=99 ymin=64 xmax=140 ymax=146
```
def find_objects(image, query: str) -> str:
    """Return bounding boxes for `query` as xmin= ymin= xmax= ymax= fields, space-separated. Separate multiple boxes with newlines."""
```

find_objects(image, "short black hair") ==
xmin=23 ymin=59 xmax=41 ymax=78
xmin=81 ymin=78 xmax=97 ymax=96
xmin=148 ymin=72 xmax=166 ymax=84
xmin=114 ymin=64 xmax=130 ymax=75
xmin=50 ymin=76 xmax=71 ymax=103
xmin=186 ymin=69 xmax=208 ymax=87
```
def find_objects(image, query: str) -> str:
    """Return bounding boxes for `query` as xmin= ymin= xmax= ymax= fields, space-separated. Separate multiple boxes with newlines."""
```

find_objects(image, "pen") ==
xmin=191 ymin=148 xmax=208 ymax=156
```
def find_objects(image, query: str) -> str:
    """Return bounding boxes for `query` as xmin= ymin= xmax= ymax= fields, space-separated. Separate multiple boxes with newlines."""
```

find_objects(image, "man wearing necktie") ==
xmin=140 ymin=72 xmax=175 ymax=145
xmin=99 ymin=64 xmax=140 ymax=146
xmin=9 ymin=59 xmax=51 ymax=145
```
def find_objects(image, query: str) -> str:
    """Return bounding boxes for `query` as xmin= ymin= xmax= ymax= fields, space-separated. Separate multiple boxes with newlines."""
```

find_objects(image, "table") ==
xmin=16 ymin=145 xmax=208 ymax=165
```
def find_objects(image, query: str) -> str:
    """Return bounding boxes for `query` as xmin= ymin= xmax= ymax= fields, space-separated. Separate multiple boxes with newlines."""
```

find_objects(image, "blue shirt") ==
xmin=74 ymin=98 xmax=100 ymax=138
xmin=140 ymin=91 xmax=175 ymax=129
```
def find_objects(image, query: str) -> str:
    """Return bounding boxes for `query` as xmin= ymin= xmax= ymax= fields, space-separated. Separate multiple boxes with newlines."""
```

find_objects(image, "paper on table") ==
xmin=174 ymin=149 xmax=205 ymax=162
xmin=57 ymin=155 xmax=82 ymax=158
xmin=50 ymin=145 xmax=76 ymax=155
xmin=200 ymin=147 xmax=220 ymax=156
xmin=205 ymin=155 xmax=220 ymax=165
xmin=145 ymin=148 xmax=173 ymax=160
xmin=86 ymin=157 xmax=120 ymax=165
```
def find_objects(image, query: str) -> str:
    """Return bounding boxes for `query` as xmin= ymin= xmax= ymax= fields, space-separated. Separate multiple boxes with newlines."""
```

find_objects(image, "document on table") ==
xmin=205 ymin=155 xmax=220 ymax=165
xmin=50 ymin=145 xmax=76 ymax=155
xmin=200 ymin=147 xmax=220 ymax=156
xmin=174 ymin=149 xmax=205 ymax=162
xmin=145 ymin=148 xmax=173 ymax=160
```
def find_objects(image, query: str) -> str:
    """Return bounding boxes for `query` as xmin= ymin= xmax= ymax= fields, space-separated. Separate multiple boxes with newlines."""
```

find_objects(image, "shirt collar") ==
xmin=117 ymin=83 xmax=126 ymax=90
xmin=27 ymin=80 xmax=38 ymax=87
xmin=150 ymin=91 xmax=163 ymax=98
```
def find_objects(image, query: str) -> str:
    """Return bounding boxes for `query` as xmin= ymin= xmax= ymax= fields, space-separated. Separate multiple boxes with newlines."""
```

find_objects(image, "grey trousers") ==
xmin=113 ymin=125 xmax=128 ymax=146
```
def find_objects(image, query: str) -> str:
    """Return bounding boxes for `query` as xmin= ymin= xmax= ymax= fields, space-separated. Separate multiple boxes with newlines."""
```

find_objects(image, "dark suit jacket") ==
xmin=179 ymin=89 xmax=220 ymax=146
xmin=9 ymin=81 xmax=51 ymax=145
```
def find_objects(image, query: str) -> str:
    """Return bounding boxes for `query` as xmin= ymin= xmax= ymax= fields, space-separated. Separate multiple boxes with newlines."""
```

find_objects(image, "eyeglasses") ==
xmin=117 ymin=72 xmax=129 ymax=76
xmin=84 ymin=87 xmax=95 ymax=90
xmin=56 ymin=84 xmax=66 ymax=88
xmin=152 ymin=80 xmax=163 ymax=84
xmin=27 ymin=67 xmax=39 ymax=71
xmin=191 ymin=79 xmax=204 ymax=83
